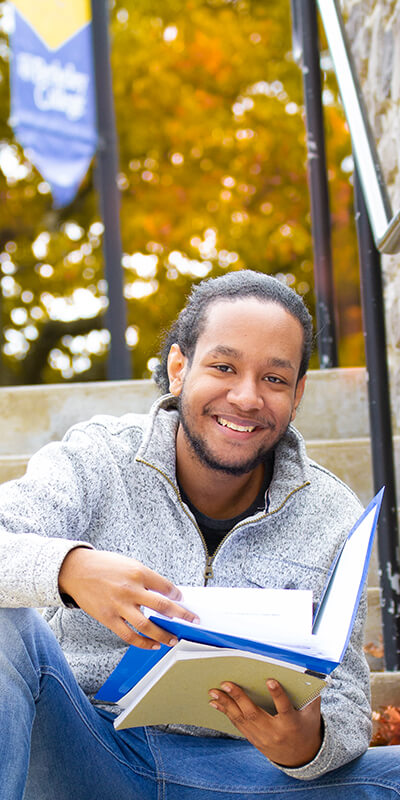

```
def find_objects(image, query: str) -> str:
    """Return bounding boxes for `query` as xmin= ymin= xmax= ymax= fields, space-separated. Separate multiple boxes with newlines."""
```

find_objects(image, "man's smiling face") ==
xmin=168 ymin=297 xmax=306 ymax=476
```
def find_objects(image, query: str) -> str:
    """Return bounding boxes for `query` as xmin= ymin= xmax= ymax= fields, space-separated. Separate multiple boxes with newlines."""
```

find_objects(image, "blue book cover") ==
xmin=95 ymin=643 xmax=170 ymax=702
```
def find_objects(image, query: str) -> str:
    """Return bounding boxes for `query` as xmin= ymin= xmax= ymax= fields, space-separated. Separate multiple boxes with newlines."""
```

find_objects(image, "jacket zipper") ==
xmin=137 ymin=458 xmax=269 ymax=582
xmin=136 ymin=456 xmax=309 ymax=584
xmin=204 ymin=556 xmax=214 ymax=581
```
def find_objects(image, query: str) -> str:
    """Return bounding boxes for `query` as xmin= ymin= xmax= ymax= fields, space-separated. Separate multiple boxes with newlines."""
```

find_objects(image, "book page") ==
xmin=174 ymin=640 xmax=307 ymax=672
xmin=145 ymin=586 xmax=313 ymax=646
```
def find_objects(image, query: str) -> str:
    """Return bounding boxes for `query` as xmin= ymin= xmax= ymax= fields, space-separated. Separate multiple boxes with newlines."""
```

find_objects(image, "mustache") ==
xmin=203 ymin=405 xmax=276 ymax=431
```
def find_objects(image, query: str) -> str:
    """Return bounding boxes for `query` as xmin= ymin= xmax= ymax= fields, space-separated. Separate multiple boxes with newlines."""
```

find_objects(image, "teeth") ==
xmin=217 ymin=417 xmax=256 ymax=432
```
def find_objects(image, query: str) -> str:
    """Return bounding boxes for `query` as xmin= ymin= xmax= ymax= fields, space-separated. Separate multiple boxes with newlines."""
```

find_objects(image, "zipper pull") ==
xmin=204 ymin=556 xmax=214 ymax=582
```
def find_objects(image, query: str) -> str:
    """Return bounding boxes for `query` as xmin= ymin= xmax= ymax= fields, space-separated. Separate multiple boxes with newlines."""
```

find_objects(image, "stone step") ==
xmin=0 ymin=448 xmax=382 ymax=666
xmin=0 ymin=374 xmax=397 ymax=716
xmin=295 ymin=367 xmax=372 ymax=439
xmin=306 ymin=437 xmax=374 ymax=506
xmin=306 ymin=437 xmax=400 ymax=502
xmin=304 ymin=438 xmax=400 ymax=588
xmin=0 ymin=379 xmax=160 ymax=456
xmin=0 ymin=455 xmax=29 ymax=484
xmin=370 ymin=671 xmax=400 ymax=711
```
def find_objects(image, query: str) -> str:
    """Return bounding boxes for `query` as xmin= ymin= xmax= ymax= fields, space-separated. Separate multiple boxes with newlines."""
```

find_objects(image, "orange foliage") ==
xmin=0 ymin=0 xmax=364 ymax=383
xmin=371 ymin=707 xmax=400 ymax=746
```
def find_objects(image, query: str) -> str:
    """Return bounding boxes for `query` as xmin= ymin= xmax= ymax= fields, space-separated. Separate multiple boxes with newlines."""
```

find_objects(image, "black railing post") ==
xmin=354 ymin=170 xmax=400 ymax=670
xmin=291 ymin=0 xmax=338 ymax=368
xmin=91 ymin=0 xmax=131 ymax=380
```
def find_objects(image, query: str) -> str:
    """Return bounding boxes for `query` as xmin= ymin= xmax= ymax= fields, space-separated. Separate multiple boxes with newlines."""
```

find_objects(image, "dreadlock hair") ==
xmin=153 ymin=270 xmax=314 ymax=394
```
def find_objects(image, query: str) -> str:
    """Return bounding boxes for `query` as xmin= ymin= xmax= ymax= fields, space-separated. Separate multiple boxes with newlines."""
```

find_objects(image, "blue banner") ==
xmin=9 ymin=6 xmax=97 ymax=208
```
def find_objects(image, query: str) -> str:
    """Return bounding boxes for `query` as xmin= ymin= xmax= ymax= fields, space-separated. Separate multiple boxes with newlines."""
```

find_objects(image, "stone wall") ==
xmin=338 ymin=0 xmax=400 ymax=424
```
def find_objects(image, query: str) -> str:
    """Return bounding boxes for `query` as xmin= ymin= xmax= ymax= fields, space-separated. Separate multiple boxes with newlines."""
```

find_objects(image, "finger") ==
xmin=139 ymin=565 xmax=183 ymax=601
xmin=220 ymin=682 xmax=262 ymax=717
xmin=98 ymin=612 xmax=178 ymax=649
xmin=137 ymin=587 xmax=200 ymax=623
xmin=122 ymin=625 xmax=177 ymax=649
xmin=97 ymin=614 xmax=163 ymax=648
xmin=122 ymin=611 xmax=181 ymax=647
xmin=209 ymin=683 xmax=262 ymax=727
xmin=266 ymin=680 xmax=295 ymax=715
xmin=208 ymin=688 xmax=243 ymax=723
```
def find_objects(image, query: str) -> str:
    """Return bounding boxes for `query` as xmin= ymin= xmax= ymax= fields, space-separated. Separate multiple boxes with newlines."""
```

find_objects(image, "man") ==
xmin=0 ymin=270 xmax=399 ymax=799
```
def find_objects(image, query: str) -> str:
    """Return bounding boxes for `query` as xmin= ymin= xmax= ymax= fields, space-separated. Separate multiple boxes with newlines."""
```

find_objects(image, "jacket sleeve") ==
xmin=0 ymin=425 xmax=105 ymax=609
xmin=275 ymin=587 xmax=371 ymax=780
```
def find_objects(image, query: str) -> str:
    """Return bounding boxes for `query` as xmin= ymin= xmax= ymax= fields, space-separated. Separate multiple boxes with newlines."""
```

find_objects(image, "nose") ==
xmin=226 ymin=375 xmax=264 ymax=411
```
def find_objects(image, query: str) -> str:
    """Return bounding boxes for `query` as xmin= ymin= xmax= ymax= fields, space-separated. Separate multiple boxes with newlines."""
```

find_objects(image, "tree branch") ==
xmin=21 ymin=314 xmax=107 ymax=384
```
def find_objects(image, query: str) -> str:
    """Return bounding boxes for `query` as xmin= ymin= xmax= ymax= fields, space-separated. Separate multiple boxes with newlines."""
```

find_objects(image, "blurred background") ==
xmin=0 ymin=0 xmax=363 ymax=385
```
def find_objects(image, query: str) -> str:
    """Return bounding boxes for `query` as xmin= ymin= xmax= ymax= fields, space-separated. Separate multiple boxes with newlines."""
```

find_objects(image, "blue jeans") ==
xmin=1 ymin=608 xmax=400 ymax=800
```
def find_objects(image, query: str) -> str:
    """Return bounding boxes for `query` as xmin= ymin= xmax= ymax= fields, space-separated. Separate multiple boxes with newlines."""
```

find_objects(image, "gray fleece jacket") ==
xmin=0 ymin=394 xmax=370 ymax=781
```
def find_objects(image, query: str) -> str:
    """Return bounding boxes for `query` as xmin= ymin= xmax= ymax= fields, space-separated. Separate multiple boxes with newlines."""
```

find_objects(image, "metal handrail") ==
xmin=317 ymin=0 xmax=400 ymax=254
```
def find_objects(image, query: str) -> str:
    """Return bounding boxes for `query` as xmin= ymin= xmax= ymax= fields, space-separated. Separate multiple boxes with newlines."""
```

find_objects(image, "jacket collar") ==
xmin=267 ymin=425 xmax=311 ymax=512
xmin=135 ymin=394 xmax=180 ymax=486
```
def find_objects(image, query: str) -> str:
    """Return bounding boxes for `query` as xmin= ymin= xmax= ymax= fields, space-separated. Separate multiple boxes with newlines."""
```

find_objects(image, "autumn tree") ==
xmin=0 ymin=0 xmax=362 ymax=385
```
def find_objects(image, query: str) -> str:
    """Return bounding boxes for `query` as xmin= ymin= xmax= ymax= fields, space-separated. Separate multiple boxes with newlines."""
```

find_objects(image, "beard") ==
xmin=177 ymin=394 xmax=289 ymax=476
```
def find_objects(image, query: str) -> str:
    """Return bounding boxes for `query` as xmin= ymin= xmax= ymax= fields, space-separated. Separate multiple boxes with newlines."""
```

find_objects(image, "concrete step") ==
xmin=0 ymin=370 xmax=392 ymax=511
xmin=0 ymin=455 xmax=30 ymax=484
xmin=0 ymin=379 xmax=159 ymax=456
xmin=306 ymin=437 xmax=374 ymax=506
xmin=306 ymin=436 xmax=400 ymax=502
xmin=0 ymin=371 xmax=380 ymax=512
xmin=295 ymin=367 xmax=372 ymax=439
xmin=0 ymin=436 xmax=386 ymax=584
xmin=370 ymin=671 xmax=400 ymax=711
xmin=0 ymin=449 xmax=383 ymax=666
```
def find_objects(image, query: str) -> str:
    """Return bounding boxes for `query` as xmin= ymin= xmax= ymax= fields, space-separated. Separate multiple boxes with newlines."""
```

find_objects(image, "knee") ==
xmin=0 ymin=607 xmax=43 ymax=652
xmin=0 ymin=608 xmax=46 ymax=700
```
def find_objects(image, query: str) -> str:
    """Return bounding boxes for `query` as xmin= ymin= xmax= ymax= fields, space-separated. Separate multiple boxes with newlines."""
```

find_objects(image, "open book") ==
xmin=95 ymin=489 xmax=383 ymax=735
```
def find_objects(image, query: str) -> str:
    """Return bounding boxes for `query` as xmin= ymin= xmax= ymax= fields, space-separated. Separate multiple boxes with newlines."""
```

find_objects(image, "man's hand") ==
xmin=208 ymin=679 xmax=323 ymax=767
xmin=58 ymin=548 xmax=198 ymax=649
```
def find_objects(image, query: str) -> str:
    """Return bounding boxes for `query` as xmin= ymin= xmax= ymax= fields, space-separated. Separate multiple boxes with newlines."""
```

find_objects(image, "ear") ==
xmin=167 ymin=344 xmax=187 ymax=396
xmin=290 ymin=375 xmax=306 ymax=422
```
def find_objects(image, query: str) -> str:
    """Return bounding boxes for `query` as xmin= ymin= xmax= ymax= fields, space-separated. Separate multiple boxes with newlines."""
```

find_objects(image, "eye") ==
xmin=263 ymin=375 xmax=285 ymax=384
xmin=213 ymin=364 xmax=234 ymax=373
